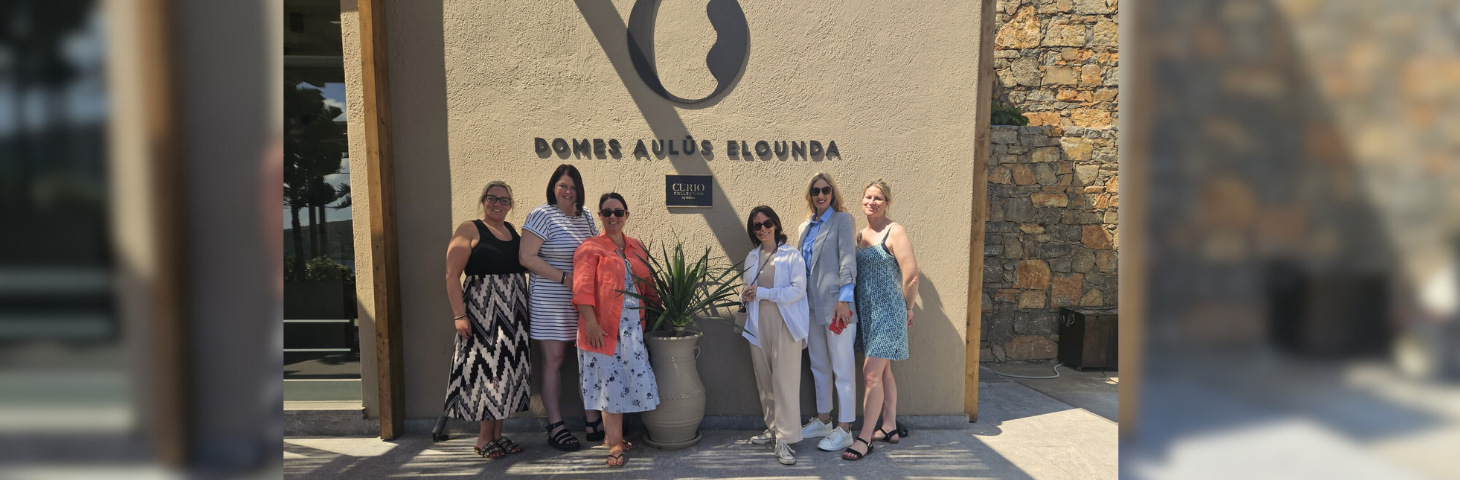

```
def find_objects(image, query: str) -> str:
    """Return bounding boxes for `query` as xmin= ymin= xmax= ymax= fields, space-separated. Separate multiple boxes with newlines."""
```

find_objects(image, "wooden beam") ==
xmin=358 ymin=0 xmax=405 ymax=440
xmin=134 ymin=0 xmax=189 ymax=465
xmin=1118 ymin=0 xmax=1148 ymax=439
xmin=965 ymin=0 xmax=998 ymax=422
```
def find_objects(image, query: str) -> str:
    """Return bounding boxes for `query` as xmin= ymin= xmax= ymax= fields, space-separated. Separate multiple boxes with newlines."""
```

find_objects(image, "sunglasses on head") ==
xmin=599 ymin=208 xmax=627 ymax=218
xmin=809 ymin=186 xmax=833 ymax=196
xmin=752 ymin=220 xmax=776 ymax=231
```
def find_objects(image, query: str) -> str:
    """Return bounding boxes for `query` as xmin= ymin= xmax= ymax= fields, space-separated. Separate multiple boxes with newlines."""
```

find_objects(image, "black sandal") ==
xmin=544 ymin=421 xmax=581 ymax=451
xmin=585 ymin=416 xmax=606 ymax=443
xmin=494 ymin=437 xmax=523 ymax=454
xmin=606 ymin=452 xmax=626 ymax=468
xmin=474 ymin=439 xmax=506 ymax=459
xmin=606 ymin=441 xmax=628 ymax=467
xmin=874 ymin=425 xmax=908 ymax=444
xmin=842 ymin=437 xmax=874 ymax=461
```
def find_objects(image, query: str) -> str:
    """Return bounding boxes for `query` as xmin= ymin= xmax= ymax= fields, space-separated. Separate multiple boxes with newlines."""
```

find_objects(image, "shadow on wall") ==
xmin=387 ymin=0 xmax=460 ymax=419
xmin=571 ymin=0 xmax=747 ymax=259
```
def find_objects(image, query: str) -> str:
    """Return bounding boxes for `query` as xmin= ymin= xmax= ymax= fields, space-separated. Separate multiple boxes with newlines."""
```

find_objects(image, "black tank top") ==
xmin=465 ymin=220 xmax=525 ymax=275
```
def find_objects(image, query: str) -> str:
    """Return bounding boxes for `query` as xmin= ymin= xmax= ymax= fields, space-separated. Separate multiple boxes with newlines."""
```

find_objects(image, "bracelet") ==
xmin=560 ymin=271 xmax=567 ymax=284
xmin=453 ymin=314 xmax=466 ymax=320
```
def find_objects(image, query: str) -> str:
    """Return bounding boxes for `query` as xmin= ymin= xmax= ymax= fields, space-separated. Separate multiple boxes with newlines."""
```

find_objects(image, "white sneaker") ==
xmin=775 ymin=441 xmax=796 ymax=465
xmin=818 ymin=426 xmax=853 ymax=452
xmin=801 ymin=418 xmax=833 ymax=439
xmin=750 ymin=428 xmax=775 ymax=445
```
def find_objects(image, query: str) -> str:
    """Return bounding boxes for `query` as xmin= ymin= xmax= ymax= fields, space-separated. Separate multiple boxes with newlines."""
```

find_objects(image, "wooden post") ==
xmin=1117 ymin=0 xmax=1148 ymax=439
xmin=358 ymin=0 xmax=405 ymax=440
xmin=127 ymin=0 xmax=190 ymax=465
xmin=965 ymin=0 xmax=998 ymax=422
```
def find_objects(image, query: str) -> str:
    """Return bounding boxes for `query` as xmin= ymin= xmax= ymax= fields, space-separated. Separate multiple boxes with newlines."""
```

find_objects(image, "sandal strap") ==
xmin=550 ymin=428 xmax=578 ymax=444
xmin=586 ymin=417 xmax=604 ymax=428
xmin=494 ymin=437 xmax=522 ymax=452
xmin=544 ymin=420 xmax=565 ymax=432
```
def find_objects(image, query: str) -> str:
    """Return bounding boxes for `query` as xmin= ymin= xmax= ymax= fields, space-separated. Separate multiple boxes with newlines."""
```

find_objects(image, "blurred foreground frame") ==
xmin=1122 ymin=0 xmax=1460 ymax=478
xmin=0 ymin=0 xmax=282 ymax=473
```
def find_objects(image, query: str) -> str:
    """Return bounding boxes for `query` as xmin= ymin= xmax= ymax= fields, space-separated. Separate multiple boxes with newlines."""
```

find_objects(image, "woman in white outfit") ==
xmin=795 ymin=172 xmax=859 ymax=452
xmin=740 ymin=206 xmax=810 ymax=465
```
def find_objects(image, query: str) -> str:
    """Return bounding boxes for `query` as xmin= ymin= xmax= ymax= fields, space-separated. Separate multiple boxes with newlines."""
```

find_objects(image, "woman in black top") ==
xmin=442 ymin=181 xmax=531 ymax=459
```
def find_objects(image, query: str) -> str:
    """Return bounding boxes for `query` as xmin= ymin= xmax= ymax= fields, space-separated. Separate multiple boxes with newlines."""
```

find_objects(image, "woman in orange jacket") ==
xmin=571 ymin=192 xmax=659 ymax=468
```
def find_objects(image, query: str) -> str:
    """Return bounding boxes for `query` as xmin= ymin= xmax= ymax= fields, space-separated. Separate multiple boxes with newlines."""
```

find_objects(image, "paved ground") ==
xmin=283 ymin=364 xmax=1117 ymax=479
xmin=984 ymin=363 xmax=1119 ymax=422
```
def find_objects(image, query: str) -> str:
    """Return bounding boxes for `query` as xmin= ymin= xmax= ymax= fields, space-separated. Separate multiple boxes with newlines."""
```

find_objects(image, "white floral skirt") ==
xmin=578 ymin=285 xmax=659 ymax=414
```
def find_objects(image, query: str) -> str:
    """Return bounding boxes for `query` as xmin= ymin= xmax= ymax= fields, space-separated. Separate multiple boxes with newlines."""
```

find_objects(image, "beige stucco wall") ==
xmin=346 ymin=0 xmax=986 ymax=419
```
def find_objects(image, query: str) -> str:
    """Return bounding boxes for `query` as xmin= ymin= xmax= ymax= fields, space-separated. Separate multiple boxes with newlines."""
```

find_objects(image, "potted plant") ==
xmin=620 ymin=241 xmax=744 ymax=449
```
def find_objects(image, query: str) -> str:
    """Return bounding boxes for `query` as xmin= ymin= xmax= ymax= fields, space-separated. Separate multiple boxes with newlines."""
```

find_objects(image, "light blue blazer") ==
xmin=797 ymin=211 xmax=858 ymax=326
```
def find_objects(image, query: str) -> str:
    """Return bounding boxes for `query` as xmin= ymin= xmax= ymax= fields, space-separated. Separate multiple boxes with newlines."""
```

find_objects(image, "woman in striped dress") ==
xmin=519 ymin=164 xmax=600 ymax=451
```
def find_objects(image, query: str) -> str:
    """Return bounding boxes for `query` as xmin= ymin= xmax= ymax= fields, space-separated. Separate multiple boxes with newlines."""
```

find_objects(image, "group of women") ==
xmin=440 ymin=165 xmax=920 ymax=467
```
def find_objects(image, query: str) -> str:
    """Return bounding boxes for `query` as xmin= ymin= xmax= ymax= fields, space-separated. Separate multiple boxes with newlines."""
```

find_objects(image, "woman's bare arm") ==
xmin=888 ymin=223 xmax=920 ymax=323
xmin=519 ymin=230 xmax=571 ymax=289
xmin=445 ymin=221 xmax=477 ymax=338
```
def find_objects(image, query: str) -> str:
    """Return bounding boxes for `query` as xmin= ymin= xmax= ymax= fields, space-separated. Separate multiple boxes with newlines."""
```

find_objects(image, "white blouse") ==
xmin=741 ymin=243 xmax=810 ymax=347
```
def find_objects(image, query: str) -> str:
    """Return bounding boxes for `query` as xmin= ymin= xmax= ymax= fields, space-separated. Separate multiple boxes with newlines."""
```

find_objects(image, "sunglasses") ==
xmin=752 ymin=220 xmax=776 ymax=231
xmin=598 ymin=208 xmax=627 ymax=218
xmin=809 ymin=186 xmax=833 ymax=197
xmin=483 ymin=195 xmax=512 ymax=206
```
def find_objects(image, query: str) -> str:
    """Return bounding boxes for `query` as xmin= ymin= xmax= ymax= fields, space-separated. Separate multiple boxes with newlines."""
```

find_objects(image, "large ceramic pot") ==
xmin=640 ymin=329 xmax=704 ymax=449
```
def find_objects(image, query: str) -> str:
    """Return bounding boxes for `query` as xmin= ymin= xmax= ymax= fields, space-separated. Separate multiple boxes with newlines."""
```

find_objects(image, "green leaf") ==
xmin=614 ymin=234 xmax=748 ymax=338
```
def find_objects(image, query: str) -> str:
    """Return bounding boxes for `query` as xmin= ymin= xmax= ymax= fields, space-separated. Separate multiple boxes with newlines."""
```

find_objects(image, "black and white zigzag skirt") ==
xmin=442 ymin=273 xmax=531 ymax=421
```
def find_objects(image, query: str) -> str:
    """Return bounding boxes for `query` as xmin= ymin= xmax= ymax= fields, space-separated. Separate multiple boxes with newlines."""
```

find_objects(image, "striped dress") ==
xmin=522 ymin=203 xmax=598 ymax=341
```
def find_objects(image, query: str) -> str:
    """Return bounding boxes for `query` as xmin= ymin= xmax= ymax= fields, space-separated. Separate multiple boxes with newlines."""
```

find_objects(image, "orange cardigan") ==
xmin=571 ymin=233 xmax=658 ymax=356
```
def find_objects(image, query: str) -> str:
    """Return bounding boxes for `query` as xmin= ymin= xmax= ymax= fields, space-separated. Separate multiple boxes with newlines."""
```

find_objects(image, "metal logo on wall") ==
xmin=627 ymin=0 xmax=750 ymax=105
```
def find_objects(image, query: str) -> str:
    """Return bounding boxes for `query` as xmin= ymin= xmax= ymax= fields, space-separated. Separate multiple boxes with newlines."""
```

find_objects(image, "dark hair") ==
xmin=545 ymin=164 xmax=586 ymax=214
xmin=746 ymin=205 xmax=787 ymax=247
xmin=598 ymin=192 xmax=628 ymax=211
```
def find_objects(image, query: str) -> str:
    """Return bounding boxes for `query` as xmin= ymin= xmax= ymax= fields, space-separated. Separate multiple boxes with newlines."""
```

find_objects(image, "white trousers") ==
xmin=805 ymin=322 xmax=857 ymax=423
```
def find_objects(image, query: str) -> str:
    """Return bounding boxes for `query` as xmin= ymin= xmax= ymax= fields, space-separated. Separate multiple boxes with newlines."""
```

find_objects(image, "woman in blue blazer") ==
xmin=795 ymin=172 xmax=859 ymax=452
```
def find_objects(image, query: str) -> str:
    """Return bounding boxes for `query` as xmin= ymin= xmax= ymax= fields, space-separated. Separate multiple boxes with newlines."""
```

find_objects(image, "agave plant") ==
xmin=619 ymin=240 xmax=746 ymax=338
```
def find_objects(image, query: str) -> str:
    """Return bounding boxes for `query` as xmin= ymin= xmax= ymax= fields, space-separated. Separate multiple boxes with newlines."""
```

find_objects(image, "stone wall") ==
xmin=981 ymin=0 xmax=1119 ymax=363
xmin=993 ymin=0 xmax=1118 ymax=128
xmin=981 ymin=125 xmax=1118 ymax=363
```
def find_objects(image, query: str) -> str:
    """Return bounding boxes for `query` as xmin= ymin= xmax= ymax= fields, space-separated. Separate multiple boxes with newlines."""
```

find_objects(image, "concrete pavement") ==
xmin=284 ymin=364 xmax=1116 ymax=479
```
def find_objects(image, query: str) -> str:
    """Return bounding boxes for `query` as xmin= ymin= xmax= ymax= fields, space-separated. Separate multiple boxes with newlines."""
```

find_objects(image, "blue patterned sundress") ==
xmin=854 ymin=227 xmax=909 ymax=361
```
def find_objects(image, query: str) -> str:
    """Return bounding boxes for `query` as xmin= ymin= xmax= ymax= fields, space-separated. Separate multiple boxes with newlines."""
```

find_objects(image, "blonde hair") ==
xmin=804 ymin=172 xmax=846 ymax=220
xmin=479 ymin=180 xmax=513 ymax=214
xmin=863 ymin=178 xmax=893 ymax=209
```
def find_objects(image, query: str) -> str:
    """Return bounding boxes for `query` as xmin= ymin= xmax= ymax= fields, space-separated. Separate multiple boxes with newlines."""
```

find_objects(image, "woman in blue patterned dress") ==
xmin=843 ymin=179 xmax=920 ymax=461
